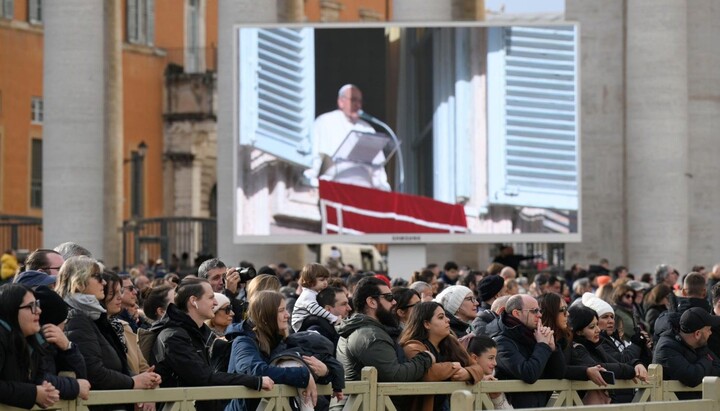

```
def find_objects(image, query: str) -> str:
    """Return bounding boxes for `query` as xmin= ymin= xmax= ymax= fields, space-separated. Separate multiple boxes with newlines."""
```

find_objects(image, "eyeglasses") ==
xmin=19 ymin=300 xmax=41 ymax=314
xmin=523 ymin=308 xmax=542 ymax=315
xmin=218 ymin=305 xmax=233 ymax=314
xmin=464 ymin=296 xmax=478 ymax=303
xmin=123 ymin=285 xmax=138 ymax=293
xmin=90 ymin=272 xmax=104 ymax=282
xmin=373 ymin=293 xmax=395 ymax=302
xmin=623 ymin=293 xmax=634 ymax=299
xmin=43 ymin=266 xmax=62 ymax=272
xmin=559 ymin=306 xmax=568 ymax=314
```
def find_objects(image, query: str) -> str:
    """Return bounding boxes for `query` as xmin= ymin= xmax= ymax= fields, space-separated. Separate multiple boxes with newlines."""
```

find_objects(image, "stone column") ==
xmin=625 ymin=0 xmax=688 ymax=273
xmin=104 ymin=0 xmax=123 ymax=267
xmin=564 ymin=0 xmax=627 ymax=267
xmin=687 ymin=0 xmax=720 ymax=268
xmin=44 ymin=1 xmax=106 ymax=257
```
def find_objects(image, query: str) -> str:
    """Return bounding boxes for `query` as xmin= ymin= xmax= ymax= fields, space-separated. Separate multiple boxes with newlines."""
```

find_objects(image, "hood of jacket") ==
xmin=224 ymin=319 xmax=255 ymax=341
xmin=676 ymin=296 xmax=712 ymax=313
xmin=337 ymin=314 xmax=386 ymax=339
xmin=149 ymin=303 xmax=206 ymax=338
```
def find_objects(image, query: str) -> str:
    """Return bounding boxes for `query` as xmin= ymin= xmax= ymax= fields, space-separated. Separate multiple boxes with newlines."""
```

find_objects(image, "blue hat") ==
xmin=14 ymin=270 xmax=56 ymax=287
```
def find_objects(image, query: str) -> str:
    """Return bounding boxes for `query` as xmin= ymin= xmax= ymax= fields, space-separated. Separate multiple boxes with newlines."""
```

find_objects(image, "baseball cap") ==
xmin=680 ymin=307 xmax=720 ymax=333
xmin=14 ymin=270 xmax=56 ymax=287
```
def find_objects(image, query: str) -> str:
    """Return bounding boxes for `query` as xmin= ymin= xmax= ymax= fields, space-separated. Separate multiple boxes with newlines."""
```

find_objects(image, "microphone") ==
xmin=354 ymin=110 xmax=405 ymax=192
xmin=357 ymin=110 xmax=375 ymax=122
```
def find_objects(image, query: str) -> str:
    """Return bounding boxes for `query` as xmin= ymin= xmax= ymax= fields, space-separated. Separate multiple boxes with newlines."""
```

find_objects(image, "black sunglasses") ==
xmin=218 ymin=305 xmax=233 ymax=314
xmin=374 ymin=293 xmax=395 ymax=302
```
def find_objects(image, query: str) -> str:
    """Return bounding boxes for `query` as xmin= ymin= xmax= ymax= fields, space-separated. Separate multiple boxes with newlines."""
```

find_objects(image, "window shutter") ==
xmin=145 ymin=0 xmax=154 ymax=46
xmin=487 ymin=26 xmax=578 ymax=211
xmin=3 ymin=0 xmax=14 ymax=19
xmin=238 ymin=28 xmax=315 ymax=168
xmin=28 ymin=0 xmax=37 ymax=23
xmin=127 ymin=0 xmax=138 ymax=43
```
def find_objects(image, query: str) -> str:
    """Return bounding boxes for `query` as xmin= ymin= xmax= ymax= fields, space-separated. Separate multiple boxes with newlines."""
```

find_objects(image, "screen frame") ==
xmin=232 ymin=20 xmax=582 ymax=245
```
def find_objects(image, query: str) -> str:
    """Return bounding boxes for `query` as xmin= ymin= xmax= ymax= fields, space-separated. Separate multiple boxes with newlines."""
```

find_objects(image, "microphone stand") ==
xmin=361 ymin=113 xmax=405 ymax=193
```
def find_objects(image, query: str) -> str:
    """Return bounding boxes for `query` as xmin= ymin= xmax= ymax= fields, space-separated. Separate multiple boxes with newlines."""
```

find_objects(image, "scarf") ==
xmin=64 ymin=294 xmax=106 ymax=320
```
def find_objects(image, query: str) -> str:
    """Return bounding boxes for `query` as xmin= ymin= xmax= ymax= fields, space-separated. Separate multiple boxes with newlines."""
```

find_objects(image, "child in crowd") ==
xmin=466 ymin=335 xmax=513 ymax=409
xmin=291 ymin=263 xmax=338 ymax=332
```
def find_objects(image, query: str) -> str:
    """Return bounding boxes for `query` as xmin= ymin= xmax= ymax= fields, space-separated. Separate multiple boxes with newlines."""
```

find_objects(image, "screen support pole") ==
xmin=387 ymin=244 xmax=426 ymax=280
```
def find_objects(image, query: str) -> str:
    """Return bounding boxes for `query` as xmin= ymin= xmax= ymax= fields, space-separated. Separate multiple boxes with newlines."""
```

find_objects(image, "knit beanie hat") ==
xmin=434 ymin=285 xmax=473 ymax=316
xmin=568 ymin=305 xmax=598 ymax=332
xmin=212 ymin=292 xmax=231 ymax=313
xmin=478 ymin=275 xmax=504 ymax=302
xmin=34 ymin=286 xmax=69 ymax=326
xmin=581 ymin=292 xmax=614 ymax=317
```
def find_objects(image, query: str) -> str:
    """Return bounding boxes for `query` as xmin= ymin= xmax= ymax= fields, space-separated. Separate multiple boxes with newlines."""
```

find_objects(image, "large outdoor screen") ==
xmin=233 ymin=21 xmax=580 ymax=244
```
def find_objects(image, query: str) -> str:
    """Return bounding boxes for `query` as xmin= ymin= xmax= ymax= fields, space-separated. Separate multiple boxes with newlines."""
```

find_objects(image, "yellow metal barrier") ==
xmin=0 ymin=364 xmax=712 ymax=411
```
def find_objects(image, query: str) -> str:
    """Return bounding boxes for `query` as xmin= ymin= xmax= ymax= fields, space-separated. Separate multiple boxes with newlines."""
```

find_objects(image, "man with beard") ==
xmin=337 ymin=277 xmax=435 ymax=384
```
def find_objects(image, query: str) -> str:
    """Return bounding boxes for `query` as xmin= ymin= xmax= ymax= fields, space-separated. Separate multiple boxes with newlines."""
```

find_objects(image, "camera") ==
xmin=232 ymin=266 xmax=257 ymax=283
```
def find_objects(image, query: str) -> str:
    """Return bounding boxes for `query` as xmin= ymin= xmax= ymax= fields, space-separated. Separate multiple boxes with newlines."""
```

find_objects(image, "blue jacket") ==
xmin=225 ymin=322 xmax=310 ymax=411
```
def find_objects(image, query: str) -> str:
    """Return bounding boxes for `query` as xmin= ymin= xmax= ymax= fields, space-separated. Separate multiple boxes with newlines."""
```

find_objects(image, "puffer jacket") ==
xmin=653 ymin=329 xmax=720 ymax=399
xmin=224 ymin=321 xmax=310 ymax=411
xmin=148 ymin=305 xmax=262 ymax=411
xmin=0 ymin=252 xmax=18 ymax=280
xmin=472 ymin=309 xmax=500 ymax=337
xmin=569 ymin=336 xmax=637 ymax=403
xmin=65 ymin=308 xmax=134 ymax=390
xmin=336 ymin=314 xmax=432 ymax=382
xmin=494 ymin=312 xmax=566 ymax=408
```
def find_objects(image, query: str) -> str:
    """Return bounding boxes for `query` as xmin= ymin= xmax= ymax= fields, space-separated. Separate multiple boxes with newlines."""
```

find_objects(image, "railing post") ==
xmin=648 ymin=363 xmax=664 ymax=401
xmin=451 ymin=390 xmax=474 ymax=411
xmin=361 ymin=366 xmax=377 ymax=411
xmin=702 ymin=377 xmax=720 ymax=411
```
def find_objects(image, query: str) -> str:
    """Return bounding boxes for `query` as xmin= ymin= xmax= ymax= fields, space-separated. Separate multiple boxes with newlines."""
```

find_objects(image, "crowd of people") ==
xmin=2 ymin=242 xmax=720 ymax=410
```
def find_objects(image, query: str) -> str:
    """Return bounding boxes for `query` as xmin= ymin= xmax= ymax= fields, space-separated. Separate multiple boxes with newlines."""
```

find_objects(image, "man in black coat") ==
xmin=495 ymin=294 xmax=566 ymax=408
xmin=653 ymin=307 xmax=720 ymax=399
xmin=298 ymin=287 xmax=351 ymax=350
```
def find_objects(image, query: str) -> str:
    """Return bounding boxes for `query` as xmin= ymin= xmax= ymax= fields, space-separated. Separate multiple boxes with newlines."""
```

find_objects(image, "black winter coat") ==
xmin=65 ymin=308 xmax=134 ymax=390
xmin=0 ymin=322 xmax=46 ymax=409
xmin=148 ymin=304 xmax=262 ymax=411
xmin=298 ymin=315 xmax=339 ymax=350
xmin=653 ymin=331 xmax=720 ymax=399
xmin=494 ymin=313 xmax=566 ymax=408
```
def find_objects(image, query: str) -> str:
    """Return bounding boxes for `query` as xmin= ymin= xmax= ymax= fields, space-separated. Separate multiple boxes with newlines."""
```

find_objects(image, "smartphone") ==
xmin=599 ymin=370 xmax=615 ymax=385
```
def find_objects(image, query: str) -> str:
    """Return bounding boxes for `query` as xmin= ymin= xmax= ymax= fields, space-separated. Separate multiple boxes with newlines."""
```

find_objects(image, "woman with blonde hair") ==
xmin=59 ymin=256 xmax=161 ymax=410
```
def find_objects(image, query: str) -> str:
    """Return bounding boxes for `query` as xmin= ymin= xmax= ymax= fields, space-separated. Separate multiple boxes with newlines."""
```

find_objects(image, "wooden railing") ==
xmin=0 ymin=364 xmax=712 ymax=411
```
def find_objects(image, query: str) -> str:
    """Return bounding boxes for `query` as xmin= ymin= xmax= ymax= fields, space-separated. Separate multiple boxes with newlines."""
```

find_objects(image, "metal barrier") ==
xmin=122 ymin=217 xmax=216 ymax=272
xmin=0 ymin=215 xmax=42 ymax=253
xmin=0 ymin=364 xmax=710 ymax=411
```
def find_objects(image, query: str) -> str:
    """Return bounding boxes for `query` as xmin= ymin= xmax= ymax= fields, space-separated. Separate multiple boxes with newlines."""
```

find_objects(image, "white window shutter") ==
xmin=146 ymin=0 xmax=155 ymax=46
xmin=127 ymin=0 xmax=138 ymax=43
xmin=3 ymin=0 xmax=14 ymax=19
xmin=487 ymin=26 xmax=578 ymax=211
xmin=28 ymin=0 xmax=37 ymax=23
xmin=238 ymin=28 xmax=315 ymax=168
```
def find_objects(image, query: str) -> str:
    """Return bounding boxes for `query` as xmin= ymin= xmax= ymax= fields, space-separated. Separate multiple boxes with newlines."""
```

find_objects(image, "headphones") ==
xmin=192 ymin=301 xmax=198 ymax=309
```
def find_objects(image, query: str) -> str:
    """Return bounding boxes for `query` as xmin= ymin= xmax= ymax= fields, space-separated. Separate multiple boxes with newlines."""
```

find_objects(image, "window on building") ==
xmin=30 ymin=138 xmax=42 ymax=208
xmin=186 ymin=0 xmax=201 ymax=72
xmin=31 ymin=96 xmax=43 ymax=124
xmin=130 ymin=151 xmax=144 ymax=218
xmin=127 ymin=0 xmax=154 ymax=46
xmin=0 ymin=0 xmax=13 ymax=19
xmin=28 ymin=0 xmax=41 ymax=24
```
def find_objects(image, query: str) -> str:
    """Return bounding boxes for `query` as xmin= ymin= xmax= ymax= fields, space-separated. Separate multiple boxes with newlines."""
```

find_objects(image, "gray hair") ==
xmin=573 ymin=278 xmax=590 ymax=295
xmin=505 ymin=294 xmax=524 ymax=314
xmin=655 ymin=264 xmax=671 ymax=284
xmin=54 ymin=242 xmax=92 ymax=260
xmin=409 ymin=281 xmax=431 ymax=293
xmin=198 ymin=258 xmax=226 ymax=279
xmin=55 ymin=256 xmax=103 ymax=298
xmin=337 ymin=84 xmax=358 ymax=98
